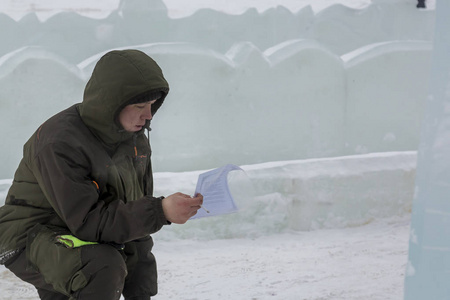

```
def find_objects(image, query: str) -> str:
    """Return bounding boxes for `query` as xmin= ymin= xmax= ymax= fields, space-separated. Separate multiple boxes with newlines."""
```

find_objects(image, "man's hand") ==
xmin=162 ymin=193 xmax=204 ymax=224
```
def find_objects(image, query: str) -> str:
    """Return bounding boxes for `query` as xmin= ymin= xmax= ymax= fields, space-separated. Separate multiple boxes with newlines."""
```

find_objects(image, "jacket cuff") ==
xmin=155 ymin=196 xmax=171 ymax=225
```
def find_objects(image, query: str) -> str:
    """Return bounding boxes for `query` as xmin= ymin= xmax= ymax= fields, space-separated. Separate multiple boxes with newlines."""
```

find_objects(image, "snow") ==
xmin=154 ymin=218 xmax=410 ymax=300
xmin=0 ymin=0 xmax=438 ymax=299
xmin=0 ymin=216 xmax=410 ymax=299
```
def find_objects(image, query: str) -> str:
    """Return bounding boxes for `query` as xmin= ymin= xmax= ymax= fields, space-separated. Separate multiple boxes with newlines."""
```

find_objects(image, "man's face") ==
xmin=118 ymin=99 xmax=157 ymax=132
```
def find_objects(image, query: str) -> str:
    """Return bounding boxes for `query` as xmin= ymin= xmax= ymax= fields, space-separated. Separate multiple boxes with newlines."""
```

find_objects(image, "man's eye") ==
xmin=136 ymin=105 xmax=146 ymax=109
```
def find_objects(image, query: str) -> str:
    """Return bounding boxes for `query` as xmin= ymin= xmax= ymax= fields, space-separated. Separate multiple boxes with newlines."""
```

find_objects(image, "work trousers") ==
xmin=4 ymin=225 xmax=158 ymax=300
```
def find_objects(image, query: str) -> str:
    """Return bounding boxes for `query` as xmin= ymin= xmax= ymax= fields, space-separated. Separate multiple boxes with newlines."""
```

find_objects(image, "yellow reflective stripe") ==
xmin=56 ymin=235 xmax=98 ymax=248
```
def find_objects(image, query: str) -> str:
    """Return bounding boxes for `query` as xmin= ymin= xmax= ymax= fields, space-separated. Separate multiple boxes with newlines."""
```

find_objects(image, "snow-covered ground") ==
xmin=0 ymin=216 xmax=410 ymax=300
xmin=155 ymin=216 xmax=410 ymax=300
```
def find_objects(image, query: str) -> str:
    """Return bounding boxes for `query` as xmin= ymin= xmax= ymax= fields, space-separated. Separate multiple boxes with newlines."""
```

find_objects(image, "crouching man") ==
xmin=0 ymin=49 xmax=203 ymax=300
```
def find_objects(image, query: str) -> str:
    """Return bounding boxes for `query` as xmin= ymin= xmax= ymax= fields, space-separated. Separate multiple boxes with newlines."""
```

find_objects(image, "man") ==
xmin=0 ymin=49 xmax=203 ymax=299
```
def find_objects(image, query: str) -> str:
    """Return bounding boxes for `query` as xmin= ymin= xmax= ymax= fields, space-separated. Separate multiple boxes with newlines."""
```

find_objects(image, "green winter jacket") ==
xmin=0 ymin=50 xmax=170 ymax=264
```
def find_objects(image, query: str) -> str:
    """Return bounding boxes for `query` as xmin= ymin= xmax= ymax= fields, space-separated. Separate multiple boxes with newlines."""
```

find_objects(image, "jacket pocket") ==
xmin=26 ymin=224 xmax=87 ymax=296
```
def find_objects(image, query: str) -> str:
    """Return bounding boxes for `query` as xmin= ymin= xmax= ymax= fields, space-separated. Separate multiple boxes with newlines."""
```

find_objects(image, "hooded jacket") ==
xmin=0 ymin=50 xmax=170 ymax=264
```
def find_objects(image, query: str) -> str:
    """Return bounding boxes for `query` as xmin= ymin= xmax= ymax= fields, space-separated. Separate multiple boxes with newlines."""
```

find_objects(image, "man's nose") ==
xmin=142 ymin=105 xmax=152 ymax=120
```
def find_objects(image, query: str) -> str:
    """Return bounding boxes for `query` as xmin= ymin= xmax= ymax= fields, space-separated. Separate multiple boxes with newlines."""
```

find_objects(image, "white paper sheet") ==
xmin=191 ymin=164 xmax=242 ymax=219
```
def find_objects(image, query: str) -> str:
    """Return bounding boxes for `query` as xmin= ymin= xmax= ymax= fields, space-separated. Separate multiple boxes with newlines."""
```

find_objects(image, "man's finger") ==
xmin=178 ymin=193 xmax=192 ymax=198
xmin=188 ymin=197 xmax=203 ymax=206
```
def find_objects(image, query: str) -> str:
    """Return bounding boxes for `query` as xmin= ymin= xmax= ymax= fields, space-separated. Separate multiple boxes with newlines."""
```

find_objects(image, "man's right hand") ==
xmin=161 ymin=192 xmax=203 ymax=224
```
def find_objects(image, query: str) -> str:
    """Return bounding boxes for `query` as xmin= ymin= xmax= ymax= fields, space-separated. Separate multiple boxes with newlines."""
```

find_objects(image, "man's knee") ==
xmin=80 ymin=244 xmax=127 ymax=282
xmin=73 ymin=244 xmax=127 ymax=299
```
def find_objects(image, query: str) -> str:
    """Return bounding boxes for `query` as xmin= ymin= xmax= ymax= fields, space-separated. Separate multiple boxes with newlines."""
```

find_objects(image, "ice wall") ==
xmin=0 ymin=0 xmax=435 ymax=179
xmin=343 ymin=41 xmax=432 ymax=154
xmin=404 ymin=0 xmax=450 ymax=298
xmin=141 ymin=152 xmax=416 ymax=239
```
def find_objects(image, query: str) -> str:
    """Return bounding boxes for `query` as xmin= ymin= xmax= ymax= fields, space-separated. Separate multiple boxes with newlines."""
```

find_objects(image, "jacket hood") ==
xmin=79 ymin=50 xmax=169 ymax=145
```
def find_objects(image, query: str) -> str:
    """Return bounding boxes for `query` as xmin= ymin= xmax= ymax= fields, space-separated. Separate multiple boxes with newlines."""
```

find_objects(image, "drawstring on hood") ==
xmin=78 ymin=50 xmax=169 ymax=147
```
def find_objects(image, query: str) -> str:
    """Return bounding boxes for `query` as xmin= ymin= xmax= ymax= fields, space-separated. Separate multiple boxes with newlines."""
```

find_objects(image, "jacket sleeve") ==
xmin=33 ymin=141 xmax=169 ymax=244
